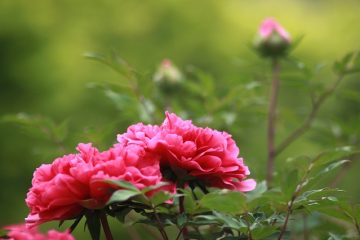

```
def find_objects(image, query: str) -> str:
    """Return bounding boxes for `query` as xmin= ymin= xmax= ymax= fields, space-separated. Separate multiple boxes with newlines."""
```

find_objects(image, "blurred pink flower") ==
xmin=3 ymin=224 xmax=74 ymax=240
xmin=259 ymin=18 xmax=290 ymax=42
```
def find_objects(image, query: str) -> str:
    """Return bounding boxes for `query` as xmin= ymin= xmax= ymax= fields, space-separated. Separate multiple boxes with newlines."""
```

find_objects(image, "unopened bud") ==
xmin=254 ymin=18 xmax=291 ymax=58
xmin=153 ymin=59 xmax=183 ymax=93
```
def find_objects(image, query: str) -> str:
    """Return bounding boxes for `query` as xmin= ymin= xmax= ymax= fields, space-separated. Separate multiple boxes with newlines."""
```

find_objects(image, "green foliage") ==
xmin=1 ymin=4 xmax=360 ymax=238
xmin=333 ymin=51 xmax=360 ymax=75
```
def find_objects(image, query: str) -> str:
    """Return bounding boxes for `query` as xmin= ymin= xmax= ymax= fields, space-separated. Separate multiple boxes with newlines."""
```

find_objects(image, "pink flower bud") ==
xmin=259 ymin=18 xmax=290 ymax=42
xmin=153 ymin=59 xmax=183 ymax=93
xmin=254 ymin=18 xmax=291 ymax=58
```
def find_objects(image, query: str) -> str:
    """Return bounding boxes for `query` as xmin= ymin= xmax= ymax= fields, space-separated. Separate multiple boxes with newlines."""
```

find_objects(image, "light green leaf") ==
xmin=312 ymin=146 xmax=355 ymax=168
xmin=107 ymin=189 xmax=141 ymax=205
xmin=246 ymin=181 xmax=267 ymax=202
xmin=200 ymin=190 xmax=247 ymax=214
xmin=100 ymin=180 xmax=140 ymax=192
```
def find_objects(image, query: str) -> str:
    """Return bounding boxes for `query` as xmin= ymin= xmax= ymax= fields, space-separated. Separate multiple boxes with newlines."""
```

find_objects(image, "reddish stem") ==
xmin=178 ymin=185 xmax=189 ymax=240
xmin=266 ymin=58 xmax=281 ymax=186
xmin=100 ymin=212 xmax=113 ymax=240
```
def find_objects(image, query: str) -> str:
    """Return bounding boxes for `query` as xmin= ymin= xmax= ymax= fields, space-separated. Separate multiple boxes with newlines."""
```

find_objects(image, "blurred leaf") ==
xmin=200 ymin=190 xmax=247 ymax=214
xmin=313 ymin=160 xmax=350 ymax=178
xmin=328 ymin=232 xmax=345 ymax=240
xmin=52 ymin=119 xmax=69 ymax=142
xmin=251 ymin=225 xmax=278 ymax=239
xmin=283 ymin=169 xmax=300 ymax=198
xmin=312 ymin=146 xmax=356 ymax=167
xmin=84 ymin=51 xmax=133 ymax=77
xmin=104 ymin=89 xmax=134 ymax=110
xmin=149 ymin=191 xmax=173 ymax=206
xmin=288 ymin=34 xmax=305 ymax=53
xmin=333 ymin=51 xmax=360 ymax=75
xmin=177 ymin=213 xmax=187 ymax=228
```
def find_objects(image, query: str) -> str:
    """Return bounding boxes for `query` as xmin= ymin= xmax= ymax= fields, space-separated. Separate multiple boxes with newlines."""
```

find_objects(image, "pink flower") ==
xmin=25 ymin=144 xmax=99 ymax=227
xmin=118 ymin=112 xmax=256 ymax=192
xmin=26 ymin=143 xmax=163 ymax=227
xmin=259 ymin=18 xmax=290 ymax=42
xmin=3 ymin=224 xmax=74 ymax=240
xmin=89 ymin=143 xmax=162 ymax=201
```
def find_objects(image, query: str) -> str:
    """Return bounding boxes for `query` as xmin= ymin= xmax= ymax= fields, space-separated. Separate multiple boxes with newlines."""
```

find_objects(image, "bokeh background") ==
xmin=1 ymin=0 xmax=360 ymax=238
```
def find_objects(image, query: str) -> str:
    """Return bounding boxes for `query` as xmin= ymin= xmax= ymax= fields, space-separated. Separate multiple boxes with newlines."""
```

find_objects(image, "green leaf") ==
xmin=213 ymin=211 xmax=247 ymax=230
xmin=328 ymin=232 xmax=344 ymax=240
xmin=251 ymin=225 xmax=278 ymax=239
xmin=84 ymin=51 xmax=133 ymax=77
xmin=246 ymin=181 xmax=267 ymax=202
xmin=52 ymin=119 xmax=69 ymax=142
xmin=177 ymin=213 xmax=187 ymax=228
xmin=114 ymin=207 xmax=132 ymax=223
xmin=200 ymin=190 xmax=247 ymax=214
xmin=100 ymin=179 xmax=140 ymax=192
xmin=140 ymin=182 xmax=173 ymax=194
xmin=107 ymin=189 xmax=141 ymax=205
xmin=333 ymin=51 xmax=360 ymax=75
xmin=313 ymin=160 xmax=350 ymax=178
xmin=149 ymin=191 xmax=173 ymax=206
xmin=283 ymin=169 xmax=300 ymax=198
xmin=312 ymin=146 xmax=355 ymax=168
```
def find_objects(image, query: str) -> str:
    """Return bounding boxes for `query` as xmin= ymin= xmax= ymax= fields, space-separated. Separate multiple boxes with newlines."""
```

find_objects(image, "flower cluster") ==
xmin=2 ymin=224 xmax=74 ymax=240
xmin=25 ymin=112 xmax=255 ymax=227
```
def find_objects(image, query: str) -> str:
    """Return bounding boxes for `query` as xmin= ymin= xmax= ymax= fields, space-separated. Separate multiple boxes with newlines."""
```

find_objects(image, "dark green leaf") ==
xmin=114 ymin=207 xmax=132 ymax=223
xmin=150 ymin=191 xmax=173 ymax=206
xmin=251 ymin=225 xmax=278 ymax=239
xmin=177 ymin=213 xmax=187 ymax=228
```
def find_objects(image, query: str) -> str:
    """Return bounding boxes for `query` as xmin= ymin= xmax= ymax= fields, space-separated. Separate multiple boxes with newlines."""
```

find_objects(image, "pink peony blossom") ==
xmin=3 ymin=224 xmax=74 ymax=240
xmin=25 ymin=144 xmax=99 ymax=227
xmin=89 ymin=143 xmax=162 ymax=201
xmin=117 ymin=112 xmax=256 ymax=192
xmin=259 ymin=18 xmax=290 ymax=42
xmin=26 ymin=143 xmax=162 ymax=227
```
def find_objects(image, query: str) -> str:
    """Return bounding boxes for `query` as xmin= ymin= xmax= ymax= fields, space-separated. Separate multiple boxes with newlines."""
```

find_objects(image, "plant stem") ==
xmin=178 ymin=186 xmax=189 ymax=240
xmin=355 ymin=219 xmax=360 ymax=237
xmin=128 ymin=214 xmax=163 ymax=240
xmin=275 ymin=74 xmax=344 ymax=157
xmin=303 ymin=213 xmax=309 ymax=240
xmin=266 ymin=58 xmax=281 ymax=186
xmin=99 ymin=212 xmax=113 ymax=240
xmin=153 ymin=206 xmax=169 ymax=240
xmin=244 ymin=213 xmax=253 ymax=240
xmin=175 ymin=226 xmax=186 ymax=240
xmin=278 ymin=160 xmax=314 ymax=239
xmin=278 ymin=196 xmax=295 ymax=240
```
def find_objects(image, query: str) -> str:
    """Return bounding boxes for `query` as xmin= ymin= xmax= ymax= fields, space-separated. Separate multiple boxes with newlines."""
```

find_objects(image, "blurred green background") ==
xmin=1 ymin=0 xmax=360 ymax=238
